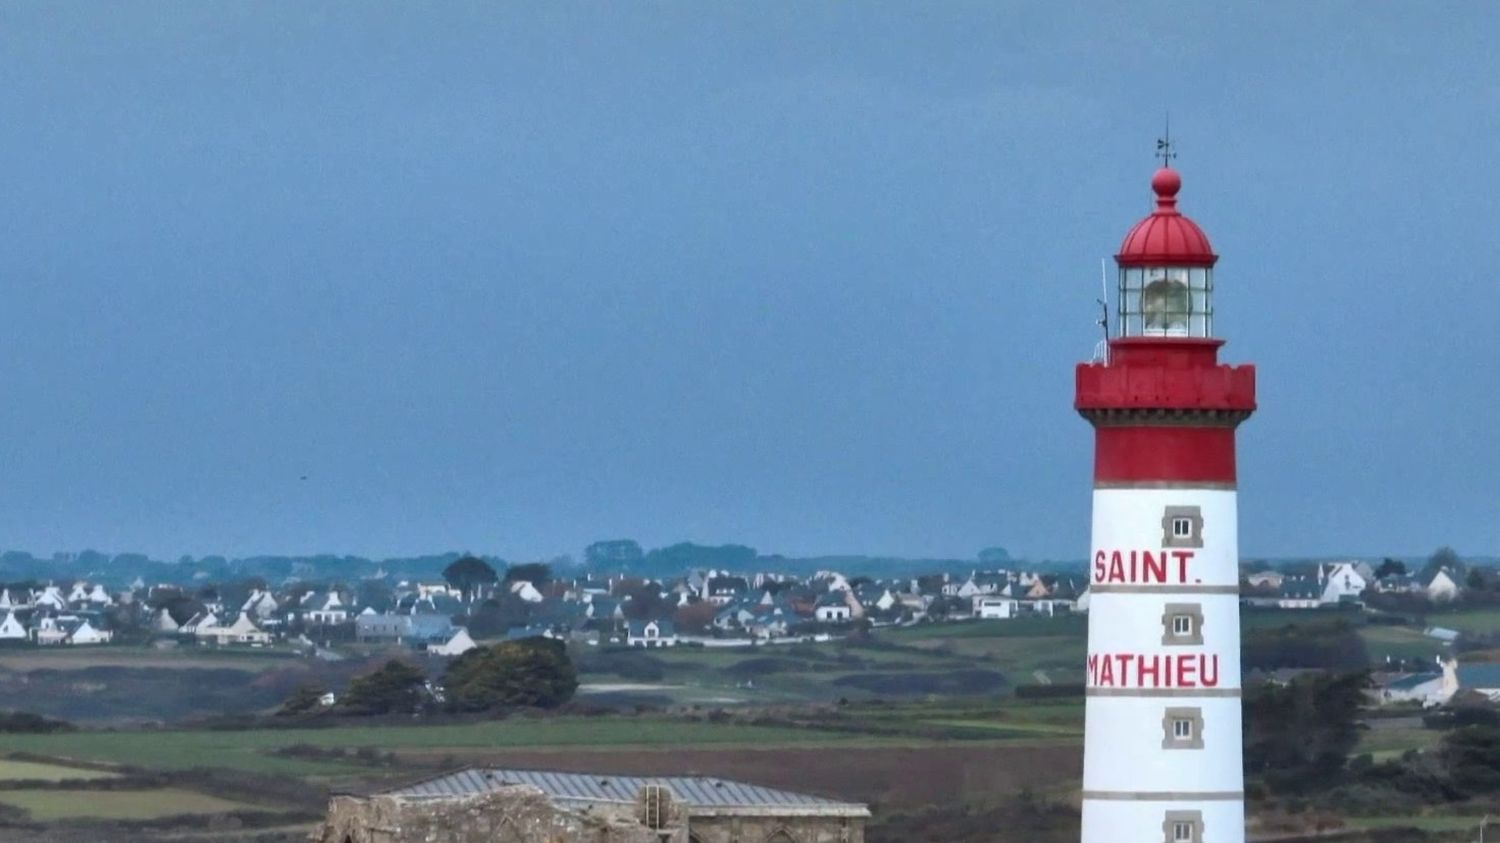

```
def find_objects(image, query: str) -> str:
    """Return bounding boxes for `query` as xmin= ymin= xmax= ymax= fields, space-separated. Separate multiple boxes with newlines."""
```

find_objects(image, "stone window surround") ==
xmin=1163 ymin=809 xmax=1204 ymax=843
xmin=1162 ymin=505 xmax=1204 ymax=549
xmin=1161 ymin=602 xmax=1205 ymax=646
xmin=1161 ymin=706 xmax=1205 ymax=750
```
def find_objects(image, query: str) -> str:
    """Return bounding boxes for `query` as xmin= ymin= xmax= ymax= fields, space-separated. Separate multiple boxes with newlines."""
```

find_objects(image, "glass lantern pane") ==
xmin=1142 ymin=276 xmax=1190 ymax=336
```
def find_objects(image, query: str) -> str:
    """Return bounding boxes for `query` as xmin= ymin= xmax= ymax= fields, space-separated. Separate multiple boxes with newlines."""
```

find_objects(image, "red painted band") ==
xmin=1094 ymin=426 xmax=1237 ymax=484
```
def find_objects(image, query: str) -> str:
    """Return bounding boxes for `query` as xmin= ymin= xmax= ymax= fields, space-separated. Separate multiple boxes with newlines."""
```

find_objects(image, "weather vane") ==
xmin=1155 ymin=114 xmax=1176 ymax=167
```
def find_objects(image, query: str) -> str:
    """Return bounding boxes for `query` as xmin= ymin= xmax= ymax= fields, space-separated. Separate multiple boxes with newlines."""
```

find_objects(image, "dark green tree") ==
xmin=1423 ymin=546 xmax=1463 ymax=579
xmin=339 ymin=660 xmax=427 ymax=715
xmin=1374 ymin=558 xmax=1407 ymax=579
xmin=1244 ymin=671 xmax=1368 ymax=792
xmin=1439 ymin=726 xmax=1500 ymax=797
xmin=464 ymin=593 xmax=534 ymax=637
xmin=977 ymin=547 xmax=1011 ymax=565
xmin=584 ymin=540 xmax=643 ymax=571
xmin=277 ymin=682 xmax=327 ymax=716
xmin=503 ymin=562 xmax=552 ymax=587
xmin=356 ymin=578 xmax=394 ymax=612
xmin=1242 ymin=620 xmax=1368 ymax=672
xmin=443 ymin=555 xmax=499 ymax=603
xmin=443 ymin=638 xmax=578 ymax=712
xmin=643 ymin=543 xmax=756 ymax=572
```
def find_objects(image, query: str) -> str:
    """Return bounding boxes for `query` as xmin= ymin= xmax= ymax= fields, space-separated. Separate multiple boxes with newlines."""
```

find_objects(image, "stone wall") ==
xmin=311 ymin=784 xmax=865 ymax=843
xmin=686 ymin=814 xmax=864 ymax=843
xmin=312 ymin=786 xmax=683 ymax=843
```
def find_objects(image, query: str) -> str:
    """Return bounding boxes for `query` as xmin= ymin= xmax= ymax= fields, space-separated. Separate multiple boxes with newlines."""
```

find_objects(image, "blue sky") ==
xmin=0 ymin=3 xmax=1494 ymax=562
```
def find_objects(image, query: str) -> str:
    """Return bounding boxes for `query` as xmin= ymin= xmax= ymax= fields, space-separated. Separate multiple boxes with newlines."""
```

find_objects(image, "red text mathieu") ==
xmin=1087 ymin=652 xmax=1221 ymax=689
xmin=1092 ymin=549 xmax=1194 ymax=584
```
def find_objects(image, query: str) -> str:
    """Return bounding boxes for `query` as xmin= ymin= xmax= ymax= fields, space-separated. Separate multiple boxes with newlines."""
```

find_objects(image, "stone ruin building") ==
xmin=313 ymin=767 xmax=869 ymax=843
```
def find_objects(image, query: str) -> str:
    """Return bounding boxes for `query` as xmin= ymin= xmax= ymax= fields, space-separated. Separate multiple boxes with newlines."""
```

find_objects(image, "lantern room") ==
xmin=1115 ymin=167 xmax=1217 ymax=338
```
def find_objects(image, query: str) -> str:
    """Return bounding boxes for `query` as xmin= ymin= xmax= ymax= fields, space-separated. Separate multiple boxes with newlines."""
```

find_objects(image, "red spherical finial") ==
xmin=1116 ymin=164 xmax=1216 ymax=267
xmin=1151 ymin=167 xmax=1181 ymax=200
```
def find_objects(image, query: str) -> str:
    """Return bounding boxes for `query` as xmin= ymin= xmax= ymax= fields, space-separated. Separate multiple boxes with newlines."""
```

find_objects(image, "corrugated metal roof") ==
xmin=383 ymin=768 xmax=862 ymax=811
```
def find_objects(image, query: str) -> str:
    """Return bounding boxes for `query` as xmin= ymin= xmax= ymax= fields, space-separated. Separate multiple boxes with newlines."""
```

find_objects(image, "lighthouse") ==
xmin=1075 ymin=157 xmax=1255 ymax=843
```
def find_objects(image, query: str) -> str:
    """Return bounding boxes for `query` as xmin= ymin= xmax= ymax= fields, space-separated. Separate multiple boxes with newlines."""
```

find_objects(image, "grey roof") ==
xmin=1459 ymin=664 xmax=1500 ymax=690
xmin=380 ymin=768 xmax=868 ymax=816
xmin=1383 ymin=672 xmax=1441 ymax=691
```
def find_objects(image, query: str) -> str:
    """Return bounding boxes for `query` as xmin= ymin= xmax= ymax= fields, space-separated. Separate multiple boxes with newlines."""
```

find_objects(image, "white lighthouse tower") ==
xmin=1075 ymin=157 xmax=1256 ymax=843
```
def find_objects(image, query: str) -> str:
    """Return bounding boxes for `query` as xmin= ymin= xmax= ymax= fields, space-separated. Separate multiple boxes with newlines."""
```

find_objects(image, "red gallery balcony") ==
xmin=1075 ymin=337 xmax=1256 ymax=414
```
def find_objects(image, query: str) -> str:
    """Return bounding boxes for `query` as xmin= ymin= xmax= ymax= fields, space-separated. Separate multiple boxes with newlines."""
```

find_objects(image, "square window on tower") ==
xmin=1162 ymin=810 xmax=1204 ymax=843
xmin=1161 ymin=603 xmax=1204 ymax=646
xmin=1161 ymin=506 xmax=1204 ymax=548
xmin=1161 ymin=707 xmax=1204 ymax=750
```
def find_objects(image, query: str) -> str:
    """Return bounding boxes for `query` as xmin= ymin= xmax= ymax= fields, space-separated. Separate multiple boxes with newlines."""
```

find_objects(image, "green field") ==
xmin=1356 ymin=724 xmax=1438 ymax=761
xmin=0 ymin=717 xmax=916 ymax=777
xmin=0 ymin=758 xmax=118 ymax=782
xmin=0 ymin=646 xmax=301 ymax=673
xmin=0 ymin=788 xmax=265 ymax=821
xmin=1344 ymin=814 xmax=1487 ymax=832
xmin=1419 ymin=607 xmax=1500 ymax=635
xmin=1359 ymin=624 xmax=1447 ymax=662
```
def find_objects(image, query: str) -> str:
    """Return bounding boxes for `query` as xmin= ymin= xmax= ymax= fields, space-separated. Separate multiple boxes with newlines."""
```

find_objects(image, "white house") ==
xmin=34 ymin=586 xmax=66 ymax=611
xmin=1276 ymin=577 xmax=1322 ymax=609
xmin=180 ymin=610 xmax=219 ymax=634
xmin=200 ymin=612 xmax=273 ymax=646
xmin=509 ymin=581 xmax=545 ymax=604
xmin=1376 ymin=672 xmax=1449 ymax=706
xmin=975 ymin=596 xmax=1019 ymax=619
xmin=627 ymin=619 xmax=677 ymax=648
xmin=1424 ymin=569 xmax=1462 ymax=602
xmin=813 ymin=594 xmax=852 ymax=623
xmin=1318 ymin=562 xmax=1368 ymax=605
xmin=301 ymin=592 xmax=351 ymax=625
xmin=68 ymin=619 xmax=113 ymax=645
xmin=0 ymin=612 xmax=26 ymax=640
xmin=153 ymin=608 xmax=181 ymax=633
xmin=242 ymin=589 xmax=280 ymax=619
xmin=429 ymin=628 xmax=477 ymax=656
xmin=34 ymin=616 xmax=111 ymax=646
xmin=1245 ymin=571 xmax=1285 ymax=590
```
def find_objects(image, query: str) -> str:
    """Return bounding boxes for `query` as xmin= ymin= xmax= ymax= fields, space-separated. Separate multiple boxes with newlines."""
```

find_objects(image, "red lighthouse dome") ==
xmin=1116 ymin=167 xmax=1217 ymax=267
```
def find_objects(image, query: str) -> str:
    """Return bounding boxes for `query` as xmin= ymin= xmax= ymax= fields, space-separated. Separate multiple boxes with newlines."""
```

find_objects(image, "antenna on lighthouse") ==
xmin=1093 ymin=258 xmax=1111 ymax=362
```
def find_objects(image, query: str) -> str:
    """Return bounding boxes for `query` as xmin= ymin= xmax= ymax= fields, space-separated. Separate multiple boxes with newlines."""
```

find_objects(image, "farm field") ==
xmin=0 ymin=758 xmax=117 ymax=781
xmin=0 ymin=646 xmax=301 ymax=672
xmin=1355 ymin=723 xmax=1438 ymax=761
xmin=0 ymin=788 xmax=266 ymax=822
xmin=0 ymin=717 xmax=926 ymax=778
xmin=1416 ymin=607 xmax=1500 ymax=635
xmin=1359 ymin=623 xmax=1447 ymax=662
xmin=1343 ymin=815 xmax=1485 ymax=831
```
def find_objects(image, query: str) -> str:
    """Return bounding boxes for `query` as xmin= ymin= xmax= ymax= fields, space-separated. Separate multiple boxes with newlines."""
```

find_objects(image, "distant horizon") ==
xmin=5 ymin=544 xmax=1493 ymax=569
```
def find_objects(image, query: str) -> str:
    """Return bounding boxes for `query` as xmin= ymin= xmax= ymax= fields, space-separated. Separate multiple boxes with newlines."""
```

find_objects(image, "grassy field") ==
xmin=0 ymin=717 xmax=921 ymax=777
xmin=1419 ymin=607 xmax=1500 ymax=635
xmin=0 ymin=646 xmax=301 ymax=672
xmin=1359 ymin=624 xmax=1447 ymax=662
xmin=0 ymin=758 xmax=118 ymax=782
xmin=0 ymin=788 xmax=265 ymax=821
xmin=1344 ymin=814 xmax=1487 ymax=832
xmin=1355 ymin=723 xmax=1438 ymax=761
